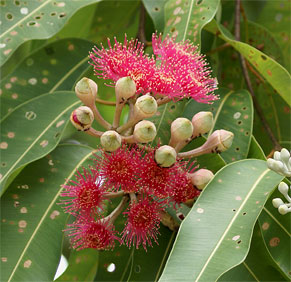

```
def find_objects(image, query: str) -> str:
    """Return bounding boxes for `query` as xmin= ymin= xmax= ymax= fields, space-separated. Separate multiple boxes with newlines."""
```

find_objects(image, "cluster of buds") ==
xmin=267 ymin=148 xmax=291 ymax=177
xmin=63 ymin=34 xmax=234 ymax=252
xmin=272 ymin=182 xmax=291 ymax=215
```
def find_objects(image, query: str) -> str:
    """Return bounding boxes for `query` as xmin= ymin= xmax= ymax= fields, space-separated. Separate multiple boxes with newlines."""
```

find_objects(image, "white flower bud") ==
xmin=267 ymin=158 xmax=276 ymax=170
xmin=278 ymin=182 xmax=289 ymax=197
xmin=100 ymin=131 xmax=122 ymax=152
xmin=280 ymin=148 xmax=290 ymax=163
xmin=155 ymin=145 xmax=177 ymax=167
xmin=70 ymin=106 xmax=94 ymax=131
xmin=273 ymin=151 xmax=281 ymax=161
xmin=192 ymin=111 xmax=214 ymax=136
xmin=75 ymin=77 xmax=97 ymax=105
xmin=272 ymin=198 xmax=284 ymax=208
xmin=134 ymin=94 xmax=157 ymax=119
xmin=171 ymin=118 xmax=193 ymax=142
xmin=133 ymin=120 xmax=156 ymax=143
xmin=188 ymin=169 xmax=214 ymax=190
xmin=115 ymin=76 xmax=136 ymax=102
xmin=278 ymin=204 xmax=290 ymax=215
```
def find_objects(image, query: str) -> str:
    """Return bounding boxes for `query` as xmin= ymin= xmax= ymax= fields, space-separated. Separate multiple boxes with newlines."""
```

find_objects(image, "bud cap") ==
xmin=134 ymin=94 xmax=157 ymax=118
xmin=278 ymin=182 xmax=289 ymax=196
xmin=75 ymin=77 xmax=97 ymax=105
xmin=115 ymin=77 xmax=136 ymax=102
xmin=70 ymin=106 xmax=94 ymax=131
xmin=188 ymin=169 xmax=214 ymax=190
xmin=155 ymin=145 xmax=177 ymax=167
xmin=278 ymin=204 xmax=289 ymax=215
xmin=171 ymin=118 xmax=193 ymax=142
xmin=192 ymin=111 xmax=214 ymax=136
xmin=100 ymin=131 xmax=122 ymax=152
xmin=133 ymin=120 xmax=157 ymax=143
xmin=272 ymin=198 xmax=284 ymax=208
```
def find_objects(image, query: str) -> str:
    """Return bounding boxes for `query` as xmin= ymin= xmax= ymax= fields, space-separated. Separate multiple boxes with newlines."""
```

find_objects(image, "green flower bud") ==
xmin=134 ymin=94 xmax=157 ymax=118
xmin=155 ymin=145 xmax=177 ymax=167
xmin=272 ymin=198 xmax=284 ymax=208
xmin=70 ymin=106 xmax=94 ymax=131
xmin=204 ymin=130 xmax=234 ymax=153
xmin=171 ymin=118 xmax=193 ymax=142
xmin=75 ymin=77 xmax=97 ymax=105
xmin=133 ymin=120 xmax=157 ymax=143
xmin=192 ymin=111 xmax=214 ymax=136
xmin=100 ymin=131 xmax=122 ymax=152
xmin=278 ymin=204 xmax=290 ymax=215
xmin=188 ymin=169 xmax=214 ymax=190
xmin=115 ymin=77 xmax=136 ymax=102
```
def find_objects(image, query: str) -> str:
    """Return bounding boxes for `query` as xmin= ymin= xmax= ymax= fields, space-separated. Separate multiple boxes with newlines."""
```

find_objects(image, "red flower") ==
xmin=95 ymin=145 xmax=142 ymax=193
xmin=66 ymin=217 xmax=120 ymax=251
xmin=60 ymin=168 xmax=105 ymax=216
xmin=122 ymin=196 xmax=163 ymax=250
xmin=137 ymin=149 xmax=180 ymax=198
xmin=151 ymin=33 xmax=218 ymax=102
xmin=89 ymin=35 xmax=156 ymax=94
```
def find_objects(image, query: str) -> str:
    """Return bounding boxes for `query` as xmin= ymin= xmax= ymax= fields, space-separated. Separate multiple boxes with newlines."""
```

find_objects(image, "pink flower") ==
xmin=66 ymin=217 xmax=120 ymax=251
xmin=94 ymin=145 xmax=142 ymax=193
xmin=89 ymin=36 xmax=156 ymax=94
xmin=122 ymin=196 xmax=163 ymax=250
xmin=60 ymin=168 xmax=105 ymax=216
xmin=151 ymin=33 xmax=218 ymax=102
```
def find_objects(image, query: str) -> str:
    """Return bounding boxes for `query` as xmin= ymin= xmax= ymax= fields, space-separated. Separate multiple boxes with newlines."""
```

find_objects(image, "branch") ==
xmin=137 ymin=3 xmax=147 ymax=45
xmin=235 ymin=0 xmax=281 ymax=151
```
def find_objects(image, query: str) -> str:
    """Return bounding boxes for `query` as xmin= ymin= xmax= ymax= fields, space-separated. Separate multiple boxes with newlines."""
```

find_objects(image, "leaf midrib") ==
xmin=0 ymin=100 xmax=81 ymax=187
xmin=194 ymin=168 xmax=270 ymax=281
xmin=7 ymin=149 xmax=93 ymax=282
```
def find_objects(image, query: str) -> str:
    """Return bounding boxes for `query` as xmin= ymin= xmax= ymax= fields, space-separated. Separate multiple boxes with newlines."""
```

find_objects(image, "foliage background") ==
xmin=0 ymin=0 xmax=290 ymax=281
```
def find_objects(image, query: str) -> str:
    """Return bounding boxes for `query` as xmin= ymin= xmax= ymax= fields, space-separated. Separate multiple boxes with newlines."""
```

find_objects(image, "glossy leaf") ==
xmin=184 ymin=88 xmax=254 ymax=162
xmin=218 ymin=222 xmax=288 ymax=281
xmin=143 ymin=0 xmax=167 ymax=31
xmin=0 ymin=144 xmax=94 ymax=281
xmin=0 ymin=0 xmax=100 ymax=66
xmin=0 ymin=38 xmax=93 ymax=118
xmin=205 ymin=20 xmax=291 ymax=106
xmin=247 ymin=136 xmax=266 ymax=160
xmin=163 ymin=0 xmax=220 ymax=45
xmin=57 ymin=249 xmax=99 ymax=281
xmin=159 ymin=159 xmax=283 ymax=282
xmin=0 ymin=91 xmax=81 ymax=194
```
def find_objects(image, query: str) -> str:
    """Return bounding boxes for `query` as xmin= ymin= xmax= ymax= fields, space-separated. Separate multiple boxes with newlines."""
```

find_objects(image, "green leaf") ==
xmin=163 ymin=0 xmax=220 ymax=45
xmin=0 ymin=38 xmax=93 ymax=118
xmin=88 ymin=0 xmax=140 ymax=44
xmin=159 ymin=159 xmax=283 ymax=282
xmin=247 ymin=136 xmax=266 ymax=160
xmin=218 ymin=222 xmax=288 ymax=281
xmin=0 ymin=91 xmax=81 ymax=194
xmin=184 ymin=88 xmax=254 ymax=162
xmin=57 ymin=249 xmax=99 ymax=281
xmin=258 ymin=189 xmax=291 ymax=279
xmin=143 ymin=0 xmax=167 ymax=31
xmin=205 ymin=20 xmax=291 ymax=106
xmin=0 ymin=0 xmax=100 ymax=66
xmin=94 ymin=224 xmax=175 ymax=281
xmin=149 ymin=100 xmax=187 ymax=145
xmin=0 ymin=144 xmax=94 ymax=282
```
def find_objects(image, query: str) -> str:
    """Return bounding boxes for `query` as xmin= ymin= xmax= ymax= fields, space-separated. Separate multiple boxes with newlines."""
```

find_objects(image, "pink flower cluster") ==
xmin=61 ymin=145 xmax=200 ymax=251
xmin=90 ymin=34 xmax=218 ymax=103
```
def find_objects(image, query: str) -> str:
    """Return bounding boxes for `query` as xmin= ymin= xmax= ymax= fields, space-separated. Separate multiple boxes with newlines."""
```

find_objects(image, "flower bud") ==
xmin=278 ymin=204 xmax=290 ymax=215
xmin=155 ymin=145 xmax=177 ymax=167
xmin=70 ymin=106 xmax=94 ymax=131
xmin=115 ymin=77 xmax=136 ymax=102
xmin=100 ymin=131 xmax=122 ymax=152
xmin=267 ymin=158 xmax=276 ymax=170
xmin=272 ymin=198 xmax=284 ymax=208
xmin=280 ymin=148 xmax=290 ymax=163
xmin=278 ymin=182 xmax=289 ymax=197
xmin=75 ymin=77 xmax=97 ymax=105
xmin=133 ymin=120 xmax=156 ymax=143
xmin=204 ymin=130 xmax=234 ymax=153
xmin=171 ymin=118 xmax=193 ymax=142
xmin=134 ymin=94 xmax=157 ymax=118
xmin=273 ymin=151 xmax=281 ymax=161
xmin=192 ymin=111 xmax=214 ymax=136
xmin=188 ymin=169 xmax=214 ymax=190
